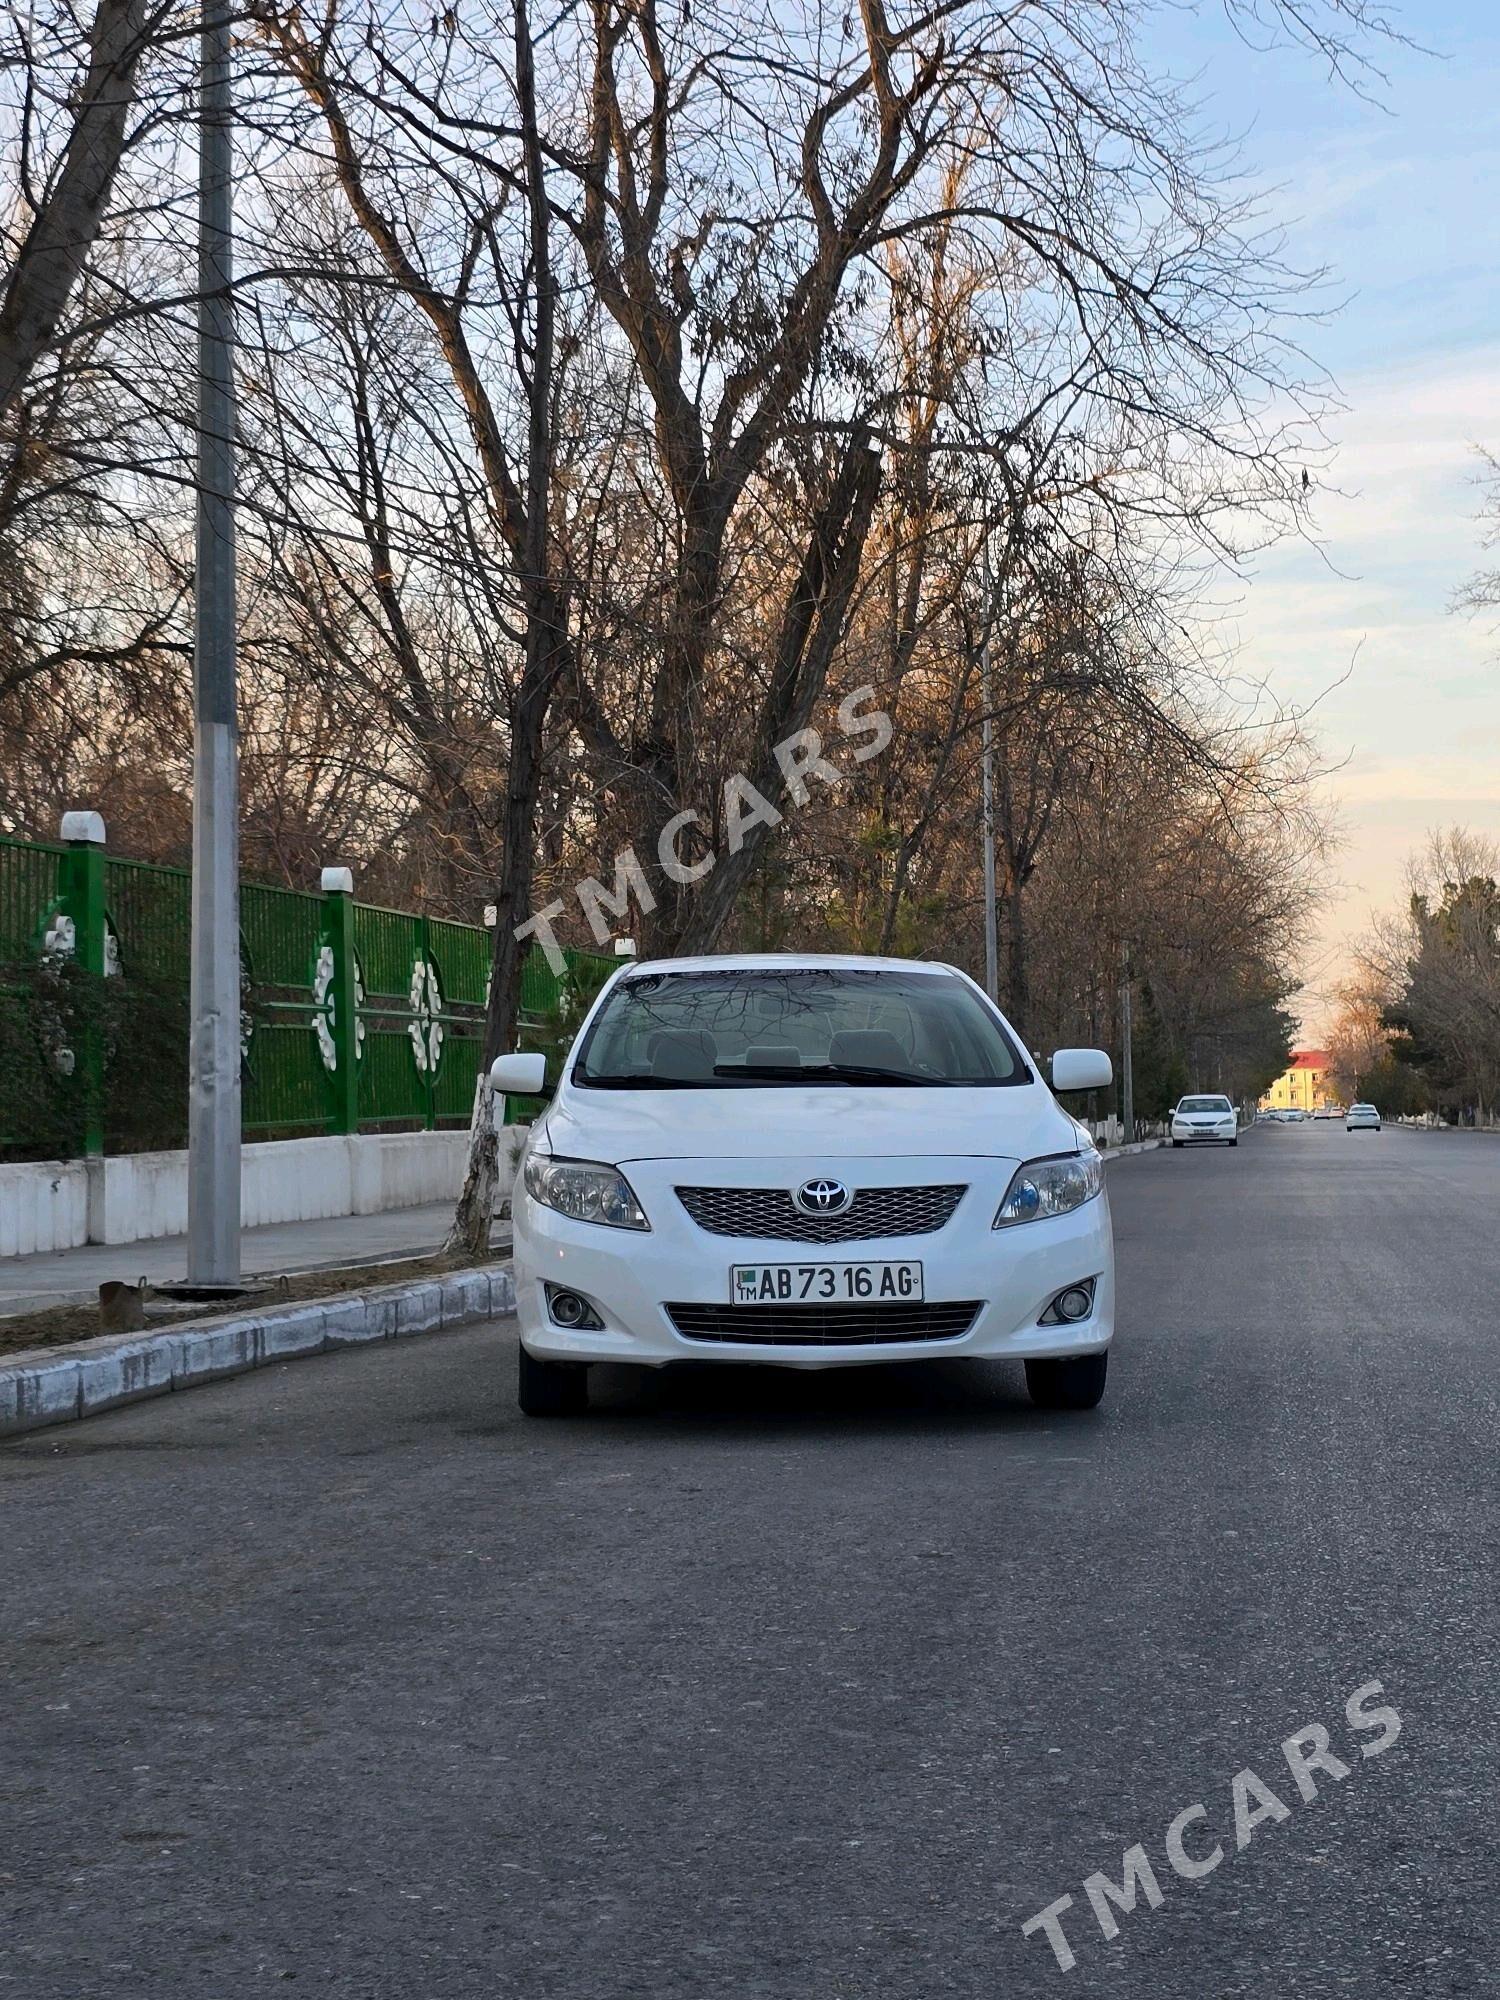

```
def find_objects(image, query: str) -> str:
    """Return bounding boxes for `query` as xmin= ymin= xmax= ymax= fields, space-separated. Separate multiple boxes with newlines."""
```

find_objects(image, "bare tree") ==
xmin=1368 ymin=829 xmax=1500 ymax=1120
xmin=255 ymin=0 xmax=588 ymax=1247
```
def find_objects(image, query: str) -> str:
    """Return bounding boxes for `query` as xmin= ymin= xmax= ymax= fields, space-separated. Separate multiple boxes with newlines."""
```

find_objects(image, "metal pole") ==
xmin=1119 ymin=944 xmax=1134 ymax=1145
xmin=187 ymin=0 xmax=240 ymax=1284
xmin=979 ymin=542 xmax=999 ymax=1005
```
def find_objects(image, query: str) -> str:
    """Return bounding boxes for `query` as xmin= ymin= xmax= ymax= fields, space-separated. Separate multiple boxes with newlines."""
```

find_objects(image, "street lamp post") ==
xmin=979 ymin=541 xmax=999 ymax=1005
xmin=186 ymin=0 xmax=241 ymax=1285
xmin=1119 ymin=943 xmax=1134 ymax=1145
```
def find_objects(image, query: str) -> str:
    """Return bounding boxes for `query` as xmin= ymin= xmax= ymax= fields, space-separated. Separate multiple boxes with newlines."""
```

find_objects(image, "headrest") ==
xmin=827 ymin=1028 xmax=911 ymax=1071
xmin=647 ymin=1029 xmax=717 ymax=1079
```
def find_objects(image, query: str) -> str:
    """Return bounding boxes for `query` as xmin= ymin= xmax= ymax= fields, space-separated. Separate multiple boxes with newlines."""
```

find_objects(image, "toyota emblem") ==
xmin=795 ymin=1177 xmax=852 ymax=1215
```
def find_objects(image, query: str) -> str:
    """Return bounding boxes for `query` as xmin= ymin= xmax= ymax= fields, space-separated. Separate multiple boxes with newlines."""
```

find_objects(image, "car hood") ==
xmin=533 ymin=1080 xmax=1083 ymax=1165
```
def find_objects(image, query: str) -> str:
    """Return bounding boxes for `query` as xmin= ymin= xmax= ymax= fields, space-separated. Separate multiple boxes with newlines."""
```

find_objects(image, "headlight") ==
xmin=523 ymin=1153 xmax=649 ymax=1230
xmin=993 ymin=1150 xmax=1103 ymax=1228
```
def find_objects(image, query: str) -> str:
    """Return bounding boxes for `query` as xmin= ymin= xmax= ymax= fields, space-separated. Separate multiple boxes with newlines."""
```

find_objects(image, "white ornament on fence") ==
xmin=312 ymin=945 xmax=366 ymax=1071
xmin=40 ymin=908 xmax=121 ymax=973
xmin=408 ymin=957 xmax=444 ymax=1074
xmin=312 ymin=946 xmax=337 ymax=1069
xmin=37 ymin=907 xmax=123 ymax=1074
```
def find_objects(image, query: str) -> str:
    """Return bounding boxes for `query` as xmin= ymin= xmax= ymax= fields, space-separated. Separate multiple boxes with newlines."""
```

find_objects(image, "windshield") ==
xmin=573 ymin=967 xmax=1030 ymax=1089
xmin=1179 ymin=1097 xmax=1232 ymax=1113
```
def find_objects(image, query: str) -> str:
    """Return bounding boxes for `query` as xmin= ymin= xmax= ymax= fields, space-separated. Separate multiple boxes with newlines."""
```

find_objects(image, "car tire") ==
xmin=1026 ymin=1351 xmax=1108 ymax=1411
xmin=1172 ymin=1139 xmax=1183 ymax=1148
xmin=1229 ymin=1137 xmax=1238 ymax=1147
xmin=518 ymin=1344 xmax=589 ymax=1417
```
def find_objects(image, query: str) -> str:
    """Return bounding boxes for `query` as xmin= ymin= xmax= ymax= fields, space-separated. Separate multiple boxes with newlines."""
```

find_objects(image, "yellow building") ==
xmin=1260 ymin=1050 xmax=1334 ymax=1114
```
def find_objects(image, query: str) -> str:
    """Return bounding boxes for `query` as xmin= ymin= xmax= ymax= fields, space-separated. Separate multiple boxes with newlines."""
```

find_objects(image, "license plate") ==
xmin=730 ymin=1260 xmax=924 ymax=1305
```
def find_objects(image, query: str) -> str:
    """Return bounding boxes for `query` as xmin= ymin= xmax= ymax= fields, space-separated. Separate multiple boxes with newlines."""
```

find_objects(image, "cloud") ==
xmin=1229 ymin=347 xmax=1500 ymax=1031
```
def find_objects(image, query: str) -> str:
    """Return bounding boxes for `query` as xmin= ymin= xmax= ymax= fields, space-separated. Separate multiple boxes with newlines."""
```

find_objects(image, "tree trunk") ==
xmin=444 ymin=0 xmax=564 ymax=1259
xmin=444 ymin=1072 xmax=501 ymax=1263
xmin=1003 ymin=874 xmax=1029 ymax=1029
xmin=441 ymin=628 xmax=559 ymax=1257
xmin=676 ymin=440 xmax=881 ymax=952
xmin=441 ymin=847 xmax=534 ymax=1259
xmin=636 ymin=530 xmax=721 ymax=954
xmin=0 ymin=0 xmax=159 ymax=414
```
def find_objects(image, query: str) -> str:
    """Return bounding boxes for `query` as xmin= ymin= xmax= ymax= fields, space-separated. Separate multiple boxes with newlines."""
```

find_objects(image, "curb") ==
xmin=0 ymin=1264 xmax=516 ymax=1442
xmin=1099 ymin=1139 xmax=1163 ymax=1159
xmin=1395 ymin=1121 xmax=1500 ymax=1138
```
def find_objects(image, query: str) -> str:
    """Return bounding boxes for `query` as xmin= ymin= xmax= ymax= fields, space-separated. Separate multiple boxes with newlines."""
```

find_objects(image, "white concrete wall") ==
xmin=0 ymin=1128 xmax=523 ymax=1255
xmin=0 ymin=1161 xmax=91 ymax=1257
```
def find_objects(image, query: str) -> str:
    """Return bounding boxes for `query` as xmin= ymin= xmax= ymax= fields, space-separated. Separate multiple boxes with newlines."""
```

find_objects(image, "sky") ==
xmin=1140 ymin=0 xmax=1500 ymax=1040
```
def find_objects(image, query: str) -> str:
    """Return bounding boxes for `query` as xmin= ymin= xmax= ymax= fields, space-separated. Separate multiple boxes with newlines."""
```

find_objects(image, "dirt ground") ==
xmin=0 ymin=1250 xmax=507 ymax=1359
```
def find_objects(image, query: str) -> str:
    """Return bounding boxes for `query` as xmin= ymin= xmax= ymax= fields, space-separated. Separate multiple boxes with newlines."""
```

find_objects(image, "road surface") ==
xmin=3 ymin=1123 xmax=1494 ymax=1997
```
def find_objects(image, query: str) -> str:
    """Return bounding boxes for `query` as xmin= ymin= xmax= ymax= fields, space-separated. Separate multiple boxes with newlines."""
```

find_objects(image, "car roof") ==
xmin=615 ymin=953 xmax=961 ymax=978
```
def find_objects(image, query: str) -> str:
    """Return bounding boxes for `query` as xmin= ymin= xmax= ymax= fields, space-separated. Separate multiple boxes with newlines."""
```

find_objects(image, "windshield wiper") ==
xmin=576 ymin=1063 xmax=968 ymax=1088
xmin=573 ymin=1071 xmax=704 ymax=1089
xmin=711 ymin=1061 xmax=948 ymax=1086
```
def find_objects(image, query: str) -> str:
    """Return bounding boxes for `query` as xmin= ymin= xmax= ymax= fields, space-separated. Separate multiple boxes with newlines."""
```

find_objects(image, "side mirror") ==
xmin=1051 ymin=1047 xmax=1113 ymax=1093
xmin=489 ymin=1051 xmax=548 ymax=1098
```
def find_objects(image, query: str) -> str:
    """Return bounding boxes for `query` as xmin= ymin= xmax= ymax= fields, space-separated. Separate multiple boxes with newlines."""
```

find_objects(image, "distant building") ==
xmin=1260 ymin=1050 xmax=1334 ymax=1114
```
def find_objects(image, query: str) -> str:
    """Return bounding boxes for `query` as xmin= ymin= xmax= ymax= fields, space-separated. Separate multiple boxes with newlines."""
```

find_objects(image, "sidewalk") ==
xmin=0 ymin=1201 xmax=506 ymax=1318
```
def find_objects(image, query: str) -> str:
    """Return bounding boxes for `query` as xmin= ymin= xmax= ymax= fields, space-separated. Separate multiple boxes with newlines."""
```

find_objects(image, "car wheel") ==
xmin=518 ymin=1344 xmax=589 ymax=1417
xmin=1229 ymin=1136 xmax=1238 ymax=1147
xmin=1172 ymin=1139 xmax=1183 ymax=1148
xmin=1026 ymin=1351 xmax=1108 ymax=1411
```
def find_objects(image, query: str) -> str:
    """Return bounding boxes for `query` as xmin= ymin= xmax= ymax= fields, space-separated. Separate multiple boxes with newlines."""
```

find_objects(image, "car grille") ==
xmin=674 ymin=1183 xmax=967 ymax=1243
xmin=666 ymin=1301 xmax=982 ymax=1346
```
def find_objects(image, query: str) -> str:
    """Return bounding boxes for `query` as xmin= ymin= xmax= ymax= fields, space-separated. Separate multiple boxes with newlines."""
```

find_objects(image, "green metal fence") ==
xmin=0 ymin=832 xmax=63 ymax=963
xmin=0 ymin=826 xmax=612 ymax=1161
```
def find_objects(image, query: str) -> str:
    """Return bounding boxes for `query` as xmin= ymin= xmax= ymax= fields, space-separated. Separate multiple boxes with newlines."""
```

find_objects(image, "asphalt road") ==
xmin=3 ymin=1123 xmax=1496 ymax=1998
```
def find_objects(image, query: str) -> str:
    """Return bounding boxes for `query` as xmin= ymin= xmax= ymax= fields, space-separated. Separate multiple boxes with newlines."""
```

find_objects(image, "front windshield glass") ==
xmin=1179 ymin=1096 xmax=1232 ymax=1113
xmin=573 ymin=967 xmax=1029 ymax=1089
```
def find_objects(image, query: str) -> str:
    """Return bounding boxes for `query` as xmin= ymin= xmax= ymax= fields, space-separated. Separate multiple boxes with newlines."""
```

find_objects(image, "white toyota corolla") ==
xmin=490 ymin=955 xmax=1116 ymax=1418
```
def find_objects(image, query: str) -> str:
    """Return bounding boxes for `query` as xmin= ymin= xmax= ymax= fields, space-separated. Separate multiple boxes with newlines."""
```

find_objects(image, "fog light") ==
xmin=546 ymin=1286 xmax=603 ymax=1330
xmin=1040 ymin=1280 xmax=1096 ymax=1326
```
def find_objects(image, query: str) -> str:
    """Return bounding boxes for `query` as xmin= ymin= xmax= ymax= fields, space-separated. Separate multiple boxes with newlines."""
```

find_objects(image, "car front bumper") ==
xmin=512 ymin=1154 xmax=1114 ymax=1370
xmin=1171 ymin=1124 xmax=1237 ymax=1142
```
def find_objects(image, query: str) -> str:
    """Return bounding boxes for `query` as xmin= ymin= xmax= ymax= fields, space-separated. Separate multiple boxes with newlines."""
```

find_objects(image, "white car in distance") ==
xmin=1169 ymin=1094 xmax=1239 ymax=1147
xmin=1345 ymin=1102 xmax=1382 ymax=1132
xmin=491 ymin=955 xmax=1116 ymax=1418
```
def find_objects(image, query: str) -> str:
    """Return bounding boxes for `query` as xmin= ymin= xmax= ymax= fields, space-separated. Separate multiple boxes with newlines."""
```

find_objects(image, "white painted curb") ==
xmin=0 ymin=1264 xmax=517 ymax=1440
